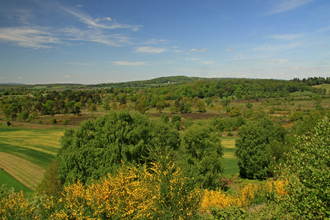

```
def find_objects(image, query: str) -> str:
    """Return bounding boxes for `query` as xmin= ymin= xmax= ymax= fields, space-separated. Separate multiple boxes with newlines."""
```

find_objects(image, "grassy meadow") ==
xmin=0 ymin=168 xmax=32 ymax=194
xmin=0 ymin=126 xmax=65 ymax=190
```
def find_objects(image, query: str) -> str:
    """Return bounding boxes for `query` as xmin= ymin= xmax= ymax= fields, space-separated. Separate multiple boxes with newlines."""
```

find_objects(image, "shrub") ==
xmin=228 ymin=132 xmax=233 ymax=136
xmin=235 ymin=117 xmax=287 ymax=180
xmin=229 ymin=106 xmax=241 ymax=117
xmin=276 ymin=116 xmax=330 ymax=218
xmin=51 ymin=118 xmax=57 ymax=124
xmin=62 ymin=119 xmax=69 ymax=125
xmin=20 ymin=111 xmax=29 ymax=121
xmin=6 ymin=121 xmax=11 ymax=127
xmin=37 ymin=119 xmax=42 ymax=124
xmin=57 ymin=111 xmax=180 ymax=185
xmin=181 ymin=124 xmax=223 ymax=189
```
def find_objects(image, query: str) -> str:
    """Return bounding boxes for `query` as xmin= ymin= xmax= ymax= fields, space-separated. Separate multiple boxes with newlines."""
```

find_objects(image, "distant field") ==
xmin=222 ymin=136 xmax=239 ymax=176
xmin=0 ymin=126 xmax=65 ymax=190
xmin=0 ymin=152 xmax=44 ymax=190
xmin=0 ymin=127 xmax=65 ymax=168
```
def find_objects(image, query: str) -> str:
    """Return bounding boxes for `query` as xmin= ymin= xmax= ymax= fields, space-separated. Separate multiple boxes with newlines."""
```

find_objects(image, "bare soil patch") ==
xmin=0 ymin=152 xmax=45 ymax=190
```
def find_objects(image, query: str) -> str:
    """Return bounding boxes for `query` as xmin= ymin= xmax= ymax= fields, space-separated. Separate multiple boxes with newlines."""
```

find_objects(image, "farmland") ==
xmin=0 ymin=76 xmax=330 ymax=219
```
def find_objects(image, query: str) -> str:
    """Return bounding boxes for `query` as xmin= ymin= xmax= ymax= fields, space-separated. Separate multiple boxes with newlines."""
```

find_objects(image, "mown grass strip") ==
xmin=0 ymin=127 xmax=65 ymax=168
xmin=0 ymin=168 xmax=32 ymax=194
xmin=0 ymin=152 xmax=45 ymax=190
xmin=222 ymin=136 xmax=239 ymax=175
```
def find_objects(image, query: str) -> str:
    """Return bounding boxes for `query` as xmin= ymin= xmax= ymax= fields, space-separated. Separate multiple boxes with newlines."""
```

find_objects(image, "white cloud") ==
xmin=269 ymin=0 xmax=315 ymax=14
xmin=0 ymin=27 xmax=60 ymax=49
xmin=199 ymin=61 xmax=213 ymax=65
xmin=316 ymin=45 xmax=328 ymax=47
xmin=61 ymin=27 xmax=132 ymax=46
xmin=254 ymin=43 xmax=300 ymax=51
xmin=18 ymin=77 xmax=22 ymax=79
xmin=134 ymin=46 xmax=167 ymax=53
xmin=189 ymin=48 xmax=207 ymax=52
xmin=68 ymin=62 xmax=94 ymax=65
xmin=64 ymin=75 xmax=70 ymax=77
xmin=268 ymin=34 xmax=303 ymax=40
xmin=226 ymin=49 xmax=235 ymax=51
xmin=61 ymin=6 xmax=141 ymax=31
xmin=112 ymin=61 xmax=146 ymax=66
xmin=185 ymin=57 xmax=200 ymax=61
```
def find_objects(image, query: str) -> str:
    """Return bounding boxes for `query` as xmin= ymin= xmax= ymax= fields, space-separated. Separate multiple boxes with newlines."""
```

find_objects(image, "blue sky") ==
xmin=0 ymin=0 xmax=329 ymax=84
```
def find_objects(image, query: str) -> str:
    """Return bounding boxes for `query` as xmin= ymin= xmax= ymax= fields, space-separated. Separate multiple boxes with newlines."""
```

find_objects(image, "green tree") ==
xmin=229 ymin=106 xmax=241 ymax=117
xmin=135 ymin=102 xmax=147 ymax=114
xmin=246 ymin=103 xmax=253 ymax=108
xmin=170 ymin=105 xmax=179 ymax=114
xmin=277 ymin=117 xmax=330 ymax=218
xmin=57 ymin=111 xmax=180 ymax=185
xmin=171 ymin=115 xmax=181 ymax=126
xmin=88 ymin=103 xmax=97 ymax=115
xmin=180 ymin=124 xmax=224 ymax=189
xmin=235 ymin=117 xmax=287 ymax=179
xmin=103 ymin=100 xmax=110 ymax=113
xmin=111 ymin=102 xmax=118 ymax=111
xmin=160 ymin=114 xmax=169 ymax=123
xmin=156 ymin=101 xmax=165 ymax=113
xmin=20 ymin=111 xmax=29 ymax=121
xmin=195 ymin=100 xmax=206 ymax=112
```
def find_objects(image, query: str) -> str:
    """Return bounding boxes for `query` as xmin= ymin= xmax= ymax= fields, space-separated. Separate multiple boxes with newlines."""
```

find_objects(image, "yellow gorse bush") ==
xmin=1 ymin=158 xmax=201 ymax=219
xmin=201 ymin=179 xmax=288 ymax=211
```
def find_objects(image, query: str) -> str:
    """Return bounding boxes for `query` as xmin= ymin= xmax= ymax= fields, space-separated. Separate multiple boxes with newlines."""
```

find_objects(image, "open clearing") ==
xmin=0 ymin=152 xmax=44 ymax=190
xmin=222 ymin=136 xmax=239 ymax=176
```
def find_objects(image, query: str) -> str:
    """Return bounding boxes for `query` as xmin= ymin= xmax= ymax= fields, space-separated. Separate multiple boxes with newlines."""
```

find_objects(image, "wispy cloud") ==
xmin=268 ymin=34 xmax=303 ymax=40
xmin=134 ymin=46 xmax=167 ymax=53
xmin=226 ymin=49 xmax=235 ymax=51
xmin=316 ymin=45 xmax=328 ymax=47
xmin=68 ymin=62 xmax=95 ymax=65
xmin=269 ymin=0 xmax=315 ymax=14
xmin=61 ymin=27 xmax=132 ymax=46
xmin=61 ymin=6 xmax=141 ymax=31
xmin=0 ymin=27 xmax=60 ymax=49
xmin=254 ymin=42 xmax=300 ymax=51
xmin=113 ymin=61 xmax=146 ymax=66
xmin=198 ymin=61 xmax=213 ymax=65
xmin=185 ymin=57 xmax=200 ymax=61
xmin=189 ymin=48 xmax=207 ymax=52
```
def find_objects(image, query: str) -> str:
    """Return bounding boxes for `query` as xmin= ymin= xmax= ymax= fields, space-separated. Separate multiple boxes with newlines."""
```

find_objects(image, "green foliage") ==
xmin=277 ymin=116 xmax=330 ymax=219
xmin=205 ymin=97 xmax=213 ymax=105
xmin=184 ymin=118 xmax=193 ymax=129
xmin=51 ymin=118 xmax=57 ymax=124
xmin=35 ymin=161 xmax=62 ymax=198
xmin=289 ymin=111 xmax=303 ymax=122
xmin=135 ymin=102 xmax=147 ymax=114
xmin=103 ymin=100 xmax=110 ymax=113
xmin=246 ymin=103 xmax=253 ymax=108
xmin=171 ymin=114 xmax=181 ymax=125
xmin=229 ymin=106 xmax=241 ymax=117
xmin=160 ymin=114 xmax=169 ymax=123
xmin=228 ymin=132 xmax=233 ymax=136
xmin=195 ymin=100 xmax=206 ymax=112
xmin=6 ymin=121 xmax=11 ymax=127
xmin=246 ymin=108 xmax=254 ymax=118
xmin=268 ymin=107 xmax=275 ymax=114
xmin=180 ymin=124 xmax=224 ymax=189
xmin=156 ymin=101 xmax=165 ymax=113
xmin=222 ymin=98 xmax=231 ymax=107
xmin=20 ymin=111 xmax=29 ymax=121
xmin=169 ymin=105 xmax=179 ymax=114
xmin=57 ymin=111 xmax=180 ymax=185
xmin=62 ymin=119 xmax=69 ymax=125
xmin=235 ymin=118 xmax=287 ymax=180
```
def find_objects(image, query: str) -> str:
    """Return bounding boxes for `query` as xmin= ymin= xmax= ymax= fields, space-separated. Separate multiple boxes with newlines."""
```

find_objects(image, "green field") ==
xmin=222 ymin=136 xmax=239 ymax=176
xmin=0 ymin=168 xmax=32 ymax=194
xmin=0 ymin=126 xmax=66 ymax=190
xmin=0 ymin=127 xmax=65 ymax=169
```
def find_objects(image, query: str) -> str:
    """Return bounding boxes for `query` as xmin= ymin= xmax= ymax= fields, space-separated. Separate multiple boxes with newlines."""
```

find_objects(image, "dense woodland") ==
xmin=1 ymin=76 xmax=330 ymax=219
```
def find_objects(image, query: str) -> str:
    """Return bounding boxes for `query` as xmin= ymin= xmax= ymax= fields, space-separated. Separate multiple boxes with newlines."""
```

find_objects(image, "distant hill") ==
xmin=0 ymin=83 xmax=25 ymax=85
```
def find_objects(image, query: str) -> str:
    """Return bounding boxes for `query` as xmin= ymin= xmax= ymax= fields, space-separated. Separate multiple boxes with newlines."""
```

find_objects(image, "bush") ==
xmin=235 ymin=117 xmax=287 ymax=180
xmin=37 ymin=119 xmax=42 ymax=124
xmin=51 ymin=118 xmax=57 ymax=124
xmin=229 ymin=106 xmax=241 ymax=117
xmin=180 ymin=124 xmax=224 ymax=189
xmin=276 ymin=116 xmax=330 ymax=218
xmin=6 ymin=121 xmax=11 ymax=127
xmin=20 ymin=111 xmax=29 ymax=121
xmin=62 ymin=119 xmax=69 ymax=125
xmin=57 ymin=111 xmax=180 ymax=185
xmin=228 ymin=132 xmax=233 ymax=136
